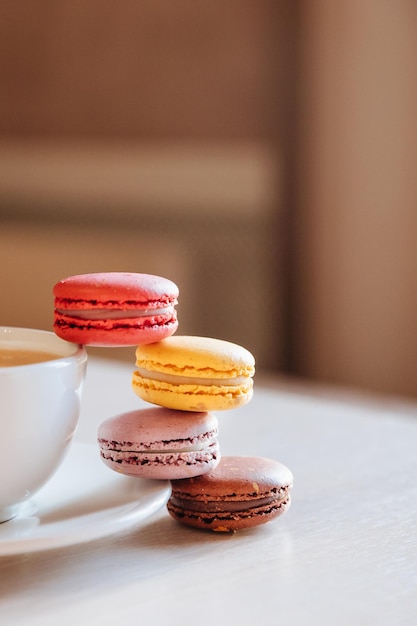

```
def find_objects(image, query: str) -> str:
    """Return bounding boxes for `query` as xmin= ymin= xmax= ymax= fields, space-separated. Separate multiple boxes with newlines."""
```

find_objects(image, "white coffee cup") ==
xmin=0 ymin=326 xmax=87 ymax=522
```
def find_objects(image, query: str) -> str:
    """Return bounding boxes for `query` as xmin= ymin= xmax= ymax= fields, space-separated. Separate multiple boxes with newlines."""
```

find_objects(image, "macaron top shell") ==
xmin=98 ymin=407 xmax=218 ymax=450
xmin=53 ymin=272 xmax=178 ymax=311
xmin=170 ymin=456 xmax=293 ymax=501
xmin=135 ymin=336 xmax=255 ymax=380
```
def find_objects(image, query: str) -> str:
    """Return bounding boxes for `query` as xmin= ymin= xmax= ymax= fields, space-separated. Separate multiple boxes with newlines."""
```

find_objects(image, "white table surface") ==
xmin=1 ymin=356 xmax=417 ymax=625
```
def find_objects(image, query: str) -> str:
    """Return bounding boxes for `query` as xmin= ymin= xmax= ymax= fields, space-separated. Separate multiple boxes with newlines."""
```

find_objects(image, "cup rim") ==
xmin=0 ymin=326 xmax=87 ymax=369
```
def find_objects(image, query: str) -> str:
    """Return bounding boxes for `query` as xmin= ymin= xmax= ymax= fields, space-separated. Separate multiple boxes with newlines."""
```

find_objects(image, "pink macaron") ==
xmin=97 ymin=407 xmax=220 ymax=480
xmin=53 ymin=272 xmax=179 ymax=346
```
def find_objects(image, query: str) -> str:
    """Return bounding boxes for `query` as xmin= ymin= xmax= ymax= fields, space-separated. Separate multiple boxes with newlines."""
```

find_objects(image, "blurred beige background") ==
xmin=0 ymin=1 xmax=416 ymax=398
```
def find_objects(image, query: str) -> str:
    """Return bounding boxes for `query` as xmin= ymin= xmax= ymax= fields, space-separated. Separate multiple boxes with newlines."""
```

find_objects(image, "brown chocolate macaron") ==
xmin=167 ymin=456 xmax=293 ymax=532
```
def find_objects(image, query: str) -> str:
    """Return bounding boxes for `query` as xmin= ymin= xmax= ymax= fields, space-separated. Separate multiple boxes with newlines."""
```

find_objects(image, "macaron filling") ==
xmin=134 ymin=367 xmax=250 ymax=387
xmin=169 ymin=491 xmax=289 ymax=513
xmin=55 ymin=306 xmax=174 ymax=320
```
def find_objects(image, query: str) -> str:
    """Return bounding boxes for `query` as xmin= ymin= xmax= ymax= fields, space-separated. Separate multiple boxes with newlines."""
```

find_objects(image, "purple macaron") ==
xmin=97 ymin=407 xmax=220 ymax=480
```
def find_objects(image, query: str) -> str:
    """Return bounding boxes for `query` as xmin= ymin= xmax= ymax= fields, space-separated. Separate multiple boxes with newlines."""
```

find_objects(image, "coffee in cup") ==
xmin=0 ymin=348 xmax=61 ymax=367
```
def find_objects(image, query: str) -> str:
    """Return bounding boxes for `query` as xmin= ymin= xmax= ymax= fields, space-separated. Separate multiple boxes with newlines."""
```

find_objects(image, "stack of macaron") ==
xmin=53 ymin=272 xmax=293 ymax=532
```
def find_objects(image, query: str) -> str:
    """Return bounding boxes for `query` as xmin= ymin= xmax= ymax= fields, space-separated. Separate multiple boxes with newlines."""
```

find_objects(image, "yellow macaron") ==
xmin=132 ymin=336 xmax=255 ymax=411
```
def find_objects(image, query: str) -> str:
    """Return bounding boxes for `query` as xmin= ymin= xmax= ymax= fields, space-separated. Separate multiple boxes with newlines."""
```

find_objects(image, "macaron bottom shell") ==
xmin=99 ymin=442 xmax=221 ymax=480
xmin=167 ymin=493 xmax=291 ymax=532
xmin=54 ymin=316 xmax=178 ymax=346
xmin=131 ymin=374 xmax=254 ymax=412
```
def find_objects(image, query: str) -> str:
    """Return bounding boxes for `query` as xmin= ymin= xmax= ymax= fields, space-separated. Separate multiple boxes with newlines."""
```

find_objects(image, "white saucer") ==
xmin=0 ymin=442 xmax=171 ymax=556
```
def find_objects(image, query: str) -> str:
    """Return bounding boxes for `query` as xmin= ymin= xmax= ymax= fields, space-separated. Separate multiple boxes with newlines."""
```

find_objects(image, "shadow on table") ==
xmin=0 ymin=512 xmax=274 ymax=603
